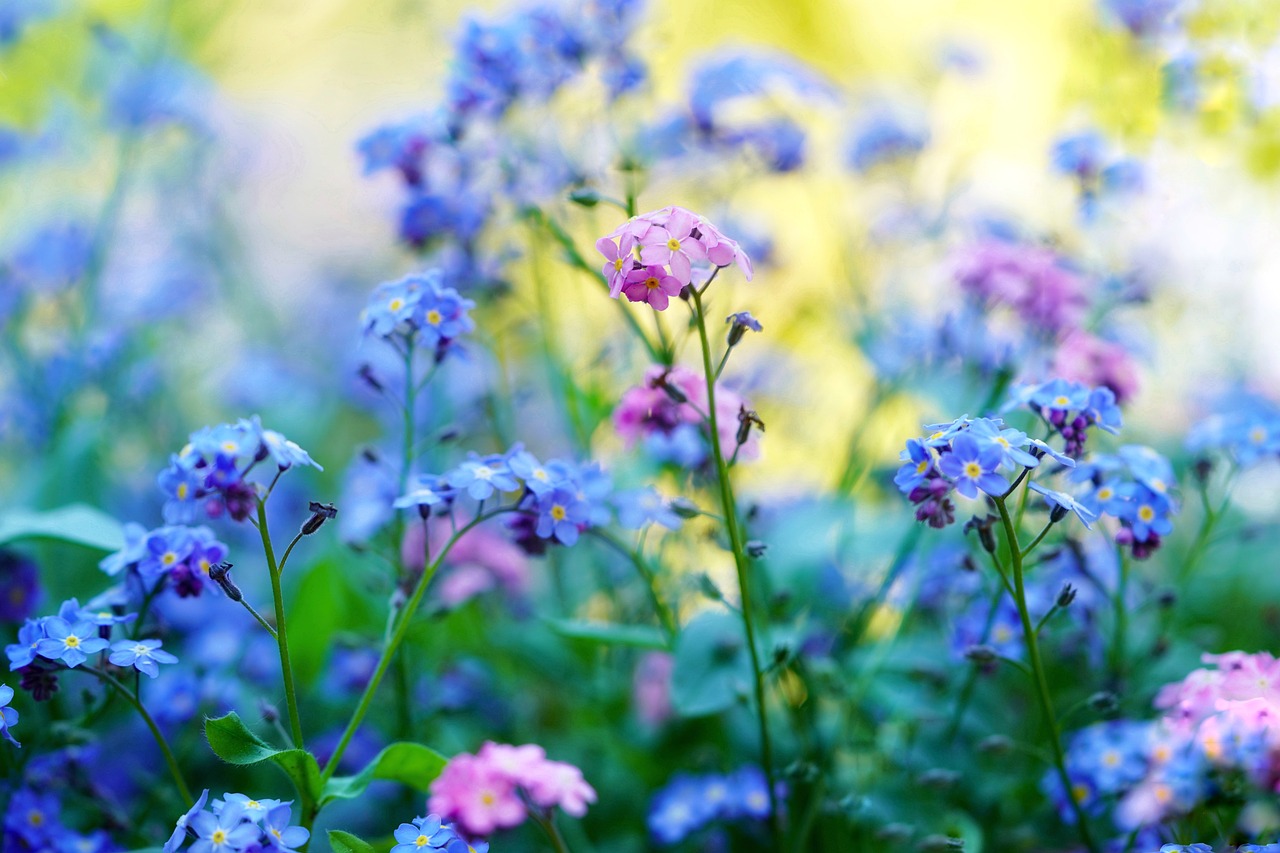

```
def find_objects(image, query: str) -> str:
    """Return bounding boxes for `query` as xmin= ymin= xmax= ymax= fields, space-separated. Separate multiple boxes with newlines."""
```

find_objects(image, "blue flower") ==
xmin=391 ymin=815 xmax=456 ymax=852
xmin=847 ymin=110 xmax=929 ymax=172
xmin=165 ymin=789 xmax=210 ymax=853
xmin=394 ymin=474 xmax=456 ymax=513
xmin=0 ymin=683 xmax=20 ymax=746
xmin=648 ymin=773 xmax=718 ymax=844
xmin=240 ymin=416 xmax=323 ymax=471
xmin=507 ymin=450 xmax=562 ymax=496
xmin=189 ymin=801 xmax=259 ymax=853
xmin=1028 ymin=482 xmax=1098 ymax=529
xmin=723 ymin=765 xmax=772 ymax=820
xmin=894 ymin=438 xmax=934 ymax=493
xmin=6 ymin=619 xmax=46 ymax=670
xmin=613 ymin=487 xmax=682 ymax=531
xmin=416 ymin=280 xmax=477 ymax=352
xmin=446 ymin=454 xmax=520 ymax=501
xmin=5 ymin=788 xmax=61 ymax=847
xmin=220 ymin=794 xmax=286 ymax=824
xmin=534 ymin=486 xmax=590 ymax=546
xmin=261 ymin=803 xmax=309 ymax=852
xmin=968 ymin=418 xmax=1041 ymax=468
xmin=100 ymin=522 xmax=150 ymax=577
xmin=159 ymin=458 xmax=204 ymax=524
xmin=35 ymin=618 xmax=108 ymax=668
xmin=939 ymin=434 xmax=1008 ymax=499
xmin=1118 ymin=484 xmax=1174 ymax=542
xmin=109 ymin=638 xmax=178 ymax=678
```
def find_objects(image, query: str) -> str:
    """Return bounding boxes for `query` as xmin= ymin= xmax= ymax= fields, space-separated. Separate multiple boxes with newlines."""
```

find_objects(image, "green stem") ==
xmin=1021 ymin=519 xmax=1056 ymax=559
xmin=1110 ymin=549 xmax=1129 ymax=693
xmin=317 ymin=508 xmax=518 ymax=786
xmin=690 ymin=286 xmax=781 ymax=845
xmin=257 ymin=499 xmax=305 ymax=749
xmin=945 ymin=580 xmax=1007 ymax=742
xmin=237 ymin=597 xmax=278 ymax=638
xmin=588 ymin=528 xmax=677 ymax=640
xmin=994 ymin=496 xmax=1099 ymax=853
xmin=81 ymin=667 xmax=193 ymax=806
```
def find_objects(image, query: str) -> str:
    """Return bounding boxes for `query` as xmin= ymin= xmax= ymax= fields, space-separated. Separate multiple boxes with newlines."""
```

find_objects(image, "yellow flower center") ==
xmin=551 ymin=504 xmax=567 ymax=521
xmin=1252 ymin=426 xmax=1267 ymax=443
xmin=415 ymin=836 xmax=429 ymax=848
xmin=1071 ymin=784 xmax=1090 ymax=803
xmin=177 ymin=483 xmax=189 ymax=500
xmin=162 ymin=552 xmax=178 ymax=566
xmin=199 ymin=560 xmax=211 ymax=575
xmin=1097 ymin=487 xmax=1113 ymax=501
xmin=1138 ymin=505 xmax=1155 ymax=522
xmin=963 ymin=461 xmax=982 ymax=479
xmin=426 ymin=309 xmax=443 ymax=325
xmin=389 ymin=297 xmax=404 ymax=312
xmin=1150 ymin=478 xmax=1166 ymax=493
xmin=28 ymin=810 xmax=44 ymax=827
xmin=64 ymin=635 xmax=81 ymax=649
xmin=533 ymin=468 xmax=548 ymax=481
xmin=613 ymin=257 xmax=624 ymax=271
xmin=132 ymin=644 xmax=149 ymax=655
xmin=474 ymin=465 xmax=493 ymax=479
xmin=1053 ymin=395 xmax=1070 ymax=407
xmin=666 ymin=237 xmax=681 ymax=251
xmin=221 ymin=441 xmax=239 ymax=454
xmin=212 ymin=830 xmax=228 ymax=844
xmin=1102 ymin=750 xmax=1120 ymax=767
xmin=645 ymin=276 xmax=661 ymax=290
xmin=915 ymin=459 xmax=928 ymax=474
xmin=481 ymin=792 xmax=496 ymax=806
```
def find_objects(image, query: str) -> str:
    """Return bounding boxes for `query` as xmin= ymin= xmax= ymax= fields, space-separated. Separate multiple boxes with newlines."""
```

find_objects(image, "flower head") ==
xmin=109 ymin=638 xmax=179 ymax=678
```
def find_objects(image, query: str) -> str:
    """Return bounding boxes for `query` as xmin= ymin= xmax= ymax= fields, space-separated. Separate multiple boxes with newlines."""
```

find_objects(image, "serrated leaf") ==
xmin=0 ymin=504 xmax=124 ymax=552
xmin=671 ymin=609 xmax=754 ymax=717
xmin=204 ymin=713 xmax=320 ymax=811
xmin=322 ymin=741 xmax=447 ymax=805
xmin=545 ymin=618 xmax=669 ymax=650
xmin=327 ymin=830 xmax=377 ymax=853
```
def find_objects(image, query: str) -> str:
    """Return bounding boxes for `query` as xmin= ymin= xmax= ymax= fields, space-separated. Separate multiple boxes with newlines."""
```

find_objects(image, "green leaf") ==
xmin=204 ymin=713 xmax=321 ymax=810
xmin=327 ymin=830 xmax=377 ymax=853
xmin=322 ymin=740 xmax=447 ymax=805
xmin=671 ymin=609 xmax=754 ymax=717
xmin=0 ymin=504 xmax=124 ymax=552
xmin=287 ymin=558 xmax=349 ymax=686
xmin=545 ymin=618 xmax=669 ymax=650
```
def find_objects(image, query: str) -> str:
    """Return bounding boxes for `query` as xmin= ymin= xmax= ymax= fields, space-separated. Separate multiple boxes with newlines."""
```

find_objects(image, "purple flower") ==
xmin=621 ymin=264 xmax=683 ymax=311
xmin=638 ymin=207 xmax=709 ymax=285
xmin=597 ymin=232 xmax=637 ymax=297
xmin=939 ymin=434 xmax=1008 ymax=499
xmin=109 ymin=638 xmax=179 ymax=678
xmin=534 ymin=487 xmax=590 ymax=546
xmin=35 ymin=618 xmax=108 ymax=668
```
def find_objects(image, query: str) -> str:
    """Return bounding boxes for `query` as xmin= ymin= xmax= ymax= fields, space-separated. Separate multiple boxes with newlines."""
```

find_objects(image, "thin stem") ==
xmin=278 ymin=531 xmax=305 ymax=574
xmin=1021 ymin=519 xmax=1057 ymax=559
xmin=80 ymin=667 xmax=193 ymax=806
xmin=531 ymin=810 xmax=573 ymax=853
xmin=317 ymin=508 xmax=519 ymax=787
xmin=1110 ymin=549 xmax=1130 ymax=692
xmin=714 ymin=344 xmax=733 ymax=382
xmin=258 ymin=499 xmax=305 ymax=749
xmin=690 ymin=286 xmax=781 ymax=845
xmin=236 ymin=597 xmax=279 ymax=638
xmin=994 ymin=496 xmax=1100 ymax=853
xmin=945 ymin=580 xmax=1007 ymax=742
xmin=588 ymin=528 xmax=677 ymax=640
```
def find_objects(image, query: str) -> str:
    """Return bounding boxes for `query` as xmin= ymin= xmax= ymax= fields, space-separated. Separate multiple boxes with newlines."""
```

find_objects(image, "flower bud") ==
xmin=301 ymin=501 xmax=338 ymax=535
xmin=1056 ymin=583 xmax=1077 ymax=608
xmin=737 ymin=406 xmax=765 ymax=447
xmin=977 ymin=734 xmax=1013 ymax=755
xmin=745 ymin=540 xmax=768 ymax=558
xmin=357 ymin=363 xmax=384 ymax=393
xmin=1088 ymin=691 xmax=1118 ymax=714
xmin=1049 ymin=504 xmax=1069 ymax=524
xmin=567 ymin=187 xmax=601 ymax=207
xmin=209 ymin=562 xmax=242 ymax=602
xmin=916 ymin=769 xmax=960 ymax=790
xmin=669 ymin=497 xmax=701 ymax=519
xmin=725 ymin=311 xmax=763 ymax=347
xmin=963 ymin=514 xmax=997 ymax=554
xmin=259 ymin=699 xmax=280 ymax=723
xmin=964 ymin=645 xmax=997 ymax=664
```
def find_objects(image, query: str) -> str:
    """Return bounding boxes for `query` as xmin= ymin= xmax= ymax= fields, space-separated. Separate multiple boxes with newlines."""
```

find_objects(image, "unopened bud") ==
xmin=977 ymin=734 xmax=1013 ymax=755
xmin=259 ymin=699 xmax=280 ymax=723
xmin=1157 ymin=589 xmax=1177 ymax=608
xmin=655 ymin=371 xmax=688 ymax=404
xmin=357 ymin=363 xmax=384 ymax=393
xmin=1088 ymin=691 xmax=1119 ymax=714
xmin=1056 ymin=583 xmax=1077 ymax=608
xmin=1049 ymin=504 xmax=1069 ymax=524
xmin=697 ymin=573 xmax=724 ymax=601
xmin=209 ymin=562 xmax=242 ymax=602
xmin=745 ymin=540 xmax=768 ymax=558
xmin=736 ymin=406 xmax=765 ymax=447
xmin=670 ymin=497 xmax=701 ymax=519
xmin=964 ymin=645 xmax=997 ymax=664
xmin=567 ymin=187 xmax=600 ymax=207
xmin=724 ymin=312 xmax=762 ymax=347
xmin=301 ymin=501 xmax=338 ymax=535
xmin=1192 ymin=457 xmax=1213 ymax=486
xmin=916 ymin=768 xmax=960 ymax=790
xmin=963 ymin=515 xmax=997 ymax=554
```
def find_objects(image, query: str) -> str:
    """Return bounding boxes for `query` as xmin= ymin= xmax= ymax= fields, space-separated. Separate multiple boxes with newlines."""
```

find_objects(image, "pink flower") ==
xmin=638 ymin=207 xmax=708 ymax=285
xmin=428 ymin=752 xmax=527 ymax=836
xmin=596 ymin=232 xmax=636 ymax=297
xmin=621 ymin=265 xmax=683 ymax=311
xmin=401 ymin=517 xmax=530 ymax=607
xmin=953 ymin=240 xmax=1089 ymax=334
xmin=633 ymin=651 xmax=674 ymax=727
xmin=430 ymin=743 xmax=596 ymax=837
xmin=597 ymin=206 xmax=754 ymax=303
xmin=1051 ymin=331 xmax=1140 ymax=404
xmin=612 ymin=366 xmax=761 ymax=461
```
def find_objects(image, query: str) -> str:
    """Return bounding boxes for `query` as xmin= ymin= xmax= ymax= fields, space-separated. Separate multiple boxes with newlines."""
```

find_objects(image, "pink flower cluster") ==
xmin=613 ymin=365 xmax=760 ymax=462
xmin=1050 ymin=330 xmax=1140 ymax=405
xmin=1116 ymin=652 xmax=1280 ymax=828
xmin=428 ymin=742 xmax=597 ymax=838
xmin=953 ymin=239 xmax=1090 ymax=335
xmin=401 ymin=518 xmax=530 ymax=607
xmin=597 ymin=206 xmax=754 ymax=311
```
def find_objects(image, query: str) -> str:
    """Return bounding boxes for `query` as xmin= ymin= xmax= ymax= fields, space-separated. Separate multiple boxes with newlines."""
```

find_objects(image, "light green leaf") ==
xmin=671 ymin=609 xmax=754 ymax=717
xmin=0 ymin=504 xmax=124 ymax=552
xmin=204 ymin=713 xmax=321 ymax=811
xmin=327 ymin=830 xmax=377 ymax=853
xmin=322 ymin=741 xmax=447 ymax=805
xmin=545 ymin=618 xmax=669 ymax=650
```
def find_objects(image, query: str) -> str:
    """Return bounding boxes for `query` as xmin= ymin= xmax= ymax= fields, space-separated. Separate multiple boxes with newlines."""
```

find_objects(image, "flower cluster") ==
xmin=155 ymin=417 xmax=320 ymax=524
xmin=361 ymin=270 xmax=477 ymax=358
xmin=4 ymin=787 xmax=116 ymax=853
xmin=954 ymin=239 xmax=1091 ymax=336
xmin=428 ymin=742 xmax=596 ymax=838
xmin=597 ymin=206 xmax=754 ymax=310
xmin=847 ymin=108 xmax=930 ymax=172
xmin=896 ymin=414 xmax=1077 ymax=529
xmin=646 ymin=766 xmax=773 ymax=845
xmin=5 ymin=597 xmax=175 ymax=701
xmin=1069 ymin=445 xmax=1179 ymax=559
xmin=399 ymin=444 xmax=682 ymax=551
xmin=164 ymin=790 xmax=309 ymax=853
xmin=1187 ymin=392 xmax=1280 ymax=466
xmin=1050 ymin=129 xmax=1144 ymax=221
xmin=613 ymin=365 xmax=761 ymax=466
xmin=1005 ymin=378 xmax=1123 ymax=457
xmin=100 ymin=522 xmax=231 ymax=597
xmin=391 ymin=814 xmax=489 ymax=853
xmin=0 ymin=683 xmax=19 ymax=746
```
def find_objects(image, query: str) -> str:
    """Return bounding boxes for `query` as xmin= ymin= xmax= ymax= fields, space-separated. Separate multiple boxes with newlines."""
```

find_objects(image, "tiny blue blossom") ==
xmin=0 ymin=683 xmax=20 ymax=747
xmin=446 ymin=454 xmax=520 ymax=500
xmin=109 ymin=638 xmax=179 ymax=678
xmin=35 ymin=618 xmax=108 ymax=668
